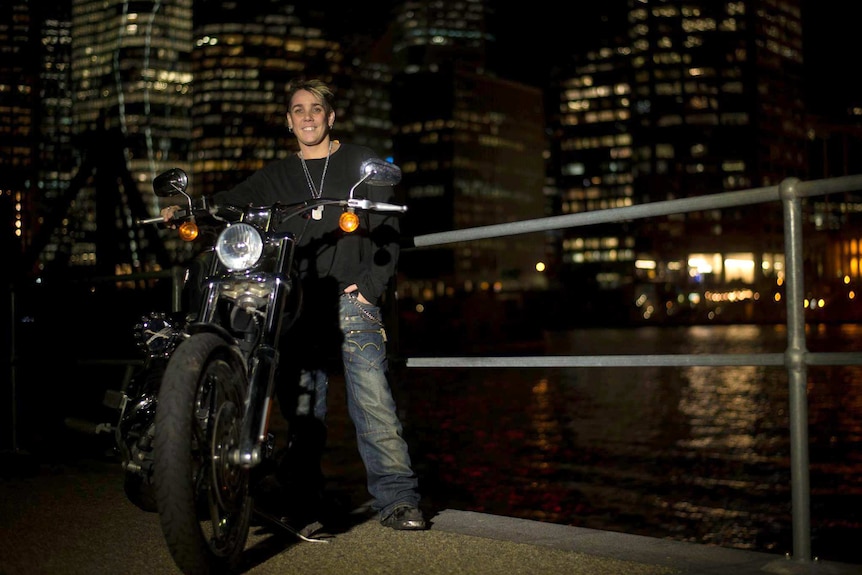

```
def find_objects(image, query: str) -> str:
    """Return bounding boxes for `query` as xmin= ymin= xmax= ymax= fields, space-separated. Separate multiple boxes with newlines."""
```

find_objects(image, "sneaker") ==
xmin=380 ymin=505 xmax=427 ymax=530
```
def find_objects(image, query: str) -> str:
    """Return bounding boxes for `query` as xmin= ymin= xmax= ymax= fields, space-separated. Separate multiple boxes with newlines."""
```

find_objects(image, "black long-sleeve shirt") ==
xmin=213 ymin=143 xmax=400 ymax=305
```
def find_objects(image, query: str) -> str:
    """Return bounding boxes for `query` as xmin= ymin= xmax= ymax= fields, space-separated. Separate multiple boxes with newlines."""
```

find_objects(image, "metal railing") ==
xmin=403 ymin=174 xmax=862 ymax=563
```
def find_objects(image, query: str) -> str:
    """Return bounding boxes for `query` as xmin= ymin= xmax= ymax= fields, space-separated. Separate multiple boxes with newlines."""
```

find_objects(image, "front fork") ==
xmin=228 ymin=275 xmax=289 ymax=469
xmin=230 ymin=344 xmax=279 ymax=468
xmin=198 ymin=235 xmax=293 ymax=469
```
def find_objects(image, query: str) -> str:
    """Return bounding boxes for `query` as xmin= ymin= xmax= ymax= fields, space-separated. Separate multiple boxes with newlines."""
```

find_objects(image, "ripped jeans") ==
xmin=291 ymin=292 xmax=420 ymax=518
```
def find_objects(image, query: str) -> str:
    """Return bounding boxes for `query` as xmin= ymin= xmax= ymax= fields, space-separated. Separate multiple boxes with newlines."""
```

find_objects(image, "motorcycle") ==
xmin=107 ymin=158 xmax=406 ymax=574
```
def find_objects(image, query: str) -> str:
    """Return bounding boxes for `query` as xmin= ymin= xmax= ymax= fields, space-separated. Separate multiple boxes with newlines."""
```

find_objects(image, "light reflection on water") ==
xmin=396 ymin=323 xmax=862 ymax=565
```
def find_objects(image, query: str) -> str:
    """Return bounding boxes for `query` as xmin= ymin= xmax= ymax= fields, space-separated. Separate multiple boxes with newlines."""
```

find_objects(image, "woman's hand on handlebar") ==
xmin=161 ymin=205 xmax=181 ymax=227
xmin=161 ymin=205 xmax=181 ymax=221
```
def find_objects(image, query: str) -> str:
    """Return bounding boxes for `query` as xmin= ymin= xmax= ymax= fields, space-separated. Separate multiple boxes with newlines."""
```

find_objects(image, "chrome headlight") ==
xmin=215 ymin=223 xmax=263 ymax=271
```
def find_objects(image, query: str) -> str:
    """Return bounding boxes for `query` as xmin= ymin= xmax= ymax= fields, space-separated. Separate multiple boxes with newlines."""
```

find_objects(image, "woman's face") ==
xmin=287 ymin=89 xmax=334 ymax=147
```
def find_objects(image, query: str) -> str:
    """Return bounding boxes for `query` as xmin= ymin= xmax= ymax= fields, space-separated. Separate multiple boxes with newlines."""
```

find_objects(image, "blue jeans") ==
xmin=293 ymin=292 xmax=420 ymax=518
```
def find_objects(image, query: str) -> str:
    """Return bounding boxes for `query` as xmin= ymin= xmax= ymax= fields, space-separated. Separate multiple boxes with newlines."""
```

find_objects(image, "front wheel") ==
xmin=124 ymin=469 xmax=157 ymax=512
xmin=153 ymin=333 xmax=251 ymax=575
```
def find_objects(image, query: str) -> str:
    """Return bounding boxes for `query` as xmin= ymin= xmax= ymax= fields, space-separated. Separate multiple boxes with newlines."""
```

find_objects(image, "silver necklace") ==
xmin=299 ymin=140 xmax=332 ymax=220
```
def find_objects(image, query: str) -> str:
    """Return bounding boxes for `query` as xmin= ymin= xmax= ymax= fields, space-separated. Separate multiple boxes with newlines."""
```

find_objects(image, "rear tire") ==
xmin=153 ymin=333 xmax=251 ymax=575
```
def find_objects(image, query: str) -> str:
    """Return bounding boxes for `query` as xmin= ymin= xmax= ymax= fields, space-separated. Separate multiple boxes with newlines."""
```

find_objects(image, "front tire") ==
xmin=153 ymin=333 xmax=251 ymax=575
xmin=124 ymin=470 xmax=157 ymax=512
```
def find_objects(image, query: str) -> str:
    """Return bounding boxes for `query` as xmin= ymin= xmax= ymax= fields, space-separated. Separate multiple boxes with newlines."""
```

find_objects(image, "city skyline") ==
xmin=4 ymin=0 xmax=861 ymax=327
xmin=25 ymin=0 xmax=862 ymax=106
xmin=326 ymin=0 xmax=862 ymax=110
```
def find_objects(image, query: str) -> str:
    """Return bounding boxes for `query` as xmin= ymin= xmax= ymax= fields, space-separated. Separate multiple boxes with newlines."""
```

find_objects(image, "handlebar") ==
xmin=143 ymin=160 xmax=406 ymax=228
xmin=137 ymin=197 xmax=406 ymax=227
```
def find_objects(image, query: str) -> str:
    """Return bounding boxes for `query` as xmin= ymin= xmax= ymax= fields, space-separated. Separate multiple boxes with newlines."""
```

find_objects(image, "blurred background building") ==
xmin=551 ymin=0 xmax=810 ymax=324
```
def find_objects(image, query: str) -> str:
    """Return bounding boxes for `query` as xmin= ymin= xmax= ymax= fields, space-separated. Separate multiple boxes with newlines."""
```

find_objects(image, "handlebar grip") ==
xmin=136 ymin=208 xmax=189 ymax=226
xmin=346 ymin=198 xmax=408 ymax=213
xmin=376 ymin=204 xmax=408 ymax=212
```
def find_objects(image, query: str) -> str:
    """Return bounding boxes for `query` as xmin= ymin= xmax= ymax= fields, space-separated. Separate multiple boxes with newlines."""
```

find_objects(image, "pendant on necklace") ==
xmin=312 ymin=205 xmax=323 ymax=220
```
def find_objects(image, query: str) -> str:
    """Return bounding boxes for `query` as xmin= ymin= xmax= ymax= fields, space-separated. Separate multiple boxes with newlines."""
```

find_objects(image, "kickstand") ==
xmin=254 ymin=509 xmax=331 ymax=543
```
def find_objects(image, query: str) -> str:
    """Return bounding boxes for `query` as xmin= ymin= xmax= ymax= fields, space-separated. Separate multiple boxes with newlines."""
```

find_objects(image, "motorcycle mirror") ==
xmin=360 ymin=159 xmax=401 ymax=187
xmin=153 ymin=168 xmax=189 ymax=197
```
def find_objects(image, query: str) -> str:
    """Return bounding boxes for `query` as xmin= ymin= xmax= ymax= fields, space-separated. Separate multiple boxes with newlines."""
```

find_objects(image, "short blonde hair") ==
xmin=286 ymin=78 xmax=335 ymax=115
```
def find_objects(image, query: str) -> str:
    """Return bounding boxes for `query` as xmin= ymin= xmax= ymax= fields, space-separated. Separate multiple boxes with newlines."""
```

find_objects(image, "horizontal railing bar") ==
xmin=64 ymin=351 xmax=862 ymax=371
xmin=804 ymin=351 xmax=862 ymax=366
xmin=796 ymin=174 xmax=862 ymax=197
xmin=409 ymin=174 xmax=862 ymax=248
xmin=411 ymin=187 xmax=776 ymax=247
xmin=408 ymin=353 xmax=786 ymax=368
xmin=406 ymin=351 xmax=862 ymax=369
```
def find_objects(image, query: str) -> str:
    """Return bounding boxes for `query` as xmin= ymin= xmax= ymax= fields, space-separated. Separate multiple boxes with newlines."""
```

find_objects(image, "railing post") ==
xmin=5 ymin=282 xmax=19 ymax=453
xmin=780 ymin=177 xmax=811 ymax=562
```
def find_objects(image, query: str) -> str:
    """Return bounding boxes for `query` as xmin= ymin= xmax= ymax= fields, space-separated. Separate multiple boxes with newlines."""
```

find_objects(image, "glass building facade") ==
xmin=68 ymin=0 xmax=193 ymax=274
xmin=553 ymin=0 xmax=815 ymax=322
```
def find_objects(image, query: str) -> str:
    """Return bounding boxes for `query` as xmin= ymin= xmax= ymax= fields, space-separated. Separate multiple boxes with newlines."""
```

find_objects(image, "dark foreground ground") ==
xmin=1 ymin=447 xmax=859 ymax=575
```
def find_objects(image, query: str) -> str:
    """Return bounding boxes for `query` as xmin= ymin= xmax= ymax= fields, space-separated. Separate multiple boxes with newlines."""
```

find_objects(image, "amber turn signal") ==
xmin=339 ymin=210 xmax=359 ymax=233
xmin=178 ymin=221 xmax=199 ymax=241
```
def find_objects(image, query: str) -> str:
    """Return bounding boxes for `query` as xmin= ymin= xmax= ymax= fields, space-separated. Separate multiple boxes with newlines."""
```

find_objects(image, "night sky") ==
xmin=798 ymin=0 xmax=861 ymax=112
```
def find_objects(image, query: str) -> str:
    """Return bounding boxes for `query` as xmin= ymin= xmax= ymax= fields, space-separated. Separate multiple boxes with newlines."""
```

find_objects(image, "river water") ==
xmin=387 ymin=323 xmax=862 ymax=565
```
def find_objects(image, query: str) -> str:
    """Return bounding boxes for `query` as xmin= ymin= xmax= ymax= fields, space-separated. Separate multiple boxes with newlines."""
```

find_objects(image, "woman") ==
xmin=161 ymin=78 xmax=425 ymax=531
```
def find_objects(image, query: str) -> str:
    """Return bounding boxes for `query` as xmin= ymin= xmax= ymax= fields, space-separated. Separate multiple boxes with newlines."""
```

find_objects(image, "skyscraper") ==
xmin=35 ymin=4 xmax=75 ymax=218
xmin=554 ymin=0 xmax=808 ymax=322
xmin=389 ymin=0 xmax=549 ymax=305
xmin=390 ymin=0 xmax=493 ymax=74
xmin=190 ymin=1 xmax=341 ymax=196
xmin=67 ymin=0 xmax=194 ymax=274
xmin=0 ymin=1 xmax=40 ymax=275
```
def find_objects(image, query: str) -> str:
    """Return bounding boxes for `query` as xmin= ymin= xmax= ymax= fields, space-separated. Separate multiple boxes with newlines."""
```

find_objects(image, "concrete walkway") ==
xmin=1 ymin=453 xmax=858 ymax=575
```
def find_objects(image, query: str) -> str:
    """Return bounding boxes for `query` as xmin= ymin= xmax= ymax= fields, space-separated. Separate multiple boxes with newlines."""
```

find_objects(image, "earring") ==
xmin=288 ymin=126 xmax=293 ymax=132
xmin=329 ymin=124 xmax=333 ymax=129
